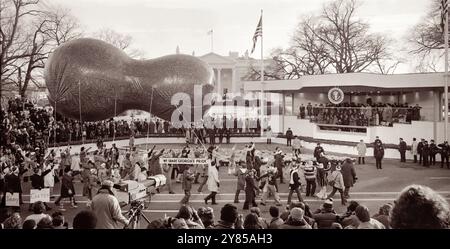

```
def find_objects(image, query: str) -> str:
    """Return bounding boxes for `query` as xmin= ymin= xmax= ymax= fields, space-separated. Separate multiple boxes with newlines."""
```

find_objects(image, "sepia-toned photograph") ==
xmin=0 ymin=0 xmax=449 ymax=239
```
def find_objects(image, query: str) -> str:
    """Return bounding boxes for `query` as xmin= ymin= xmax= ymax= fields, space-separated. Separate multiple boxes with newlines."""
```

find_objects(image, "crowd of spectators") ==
xmin=298 ymin=102 xmax=422 ymax=127
xmin=1 ymin=97 xmax=264 ymax=149
xmin=1 ymin=184 xmax=448 ymax=229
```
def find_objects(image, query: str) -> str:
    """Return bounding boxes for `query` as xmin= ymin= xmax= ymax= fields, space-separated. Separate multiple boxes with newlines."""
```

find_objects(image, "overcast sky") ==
xmin=47 ymin=0 xmax=431 ymax=72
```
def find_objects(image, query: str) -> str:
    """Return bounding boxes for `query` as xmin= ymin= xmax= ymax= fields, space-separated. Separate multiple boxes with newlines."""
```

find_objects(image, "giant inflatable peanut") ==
xmin=45 ymin=38 xmax=214 ymax=121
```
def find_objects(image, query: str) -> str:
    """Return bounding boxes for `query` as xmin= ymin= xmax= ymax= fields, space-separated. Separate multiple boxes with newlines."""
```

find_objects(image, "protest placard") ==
xmin=6 ymin=192 xmax=20 ymax=207
xmin=30 ymin=189 xmax=50 ymax=203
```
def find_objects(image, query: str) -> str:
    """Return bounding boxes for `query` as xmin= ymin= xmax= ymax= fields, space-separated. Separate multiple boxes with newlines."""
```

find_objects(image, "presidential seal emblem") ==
xmin=328 ymin=87 xmax=344 ymax=104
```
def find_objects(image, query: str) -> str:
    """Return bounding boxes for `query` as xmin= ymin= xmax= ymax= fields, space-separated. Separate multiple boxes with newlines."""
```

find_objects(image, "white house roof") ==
xmin=243 ymin=72 xmax=447 ymax=92
xmin=198 ymin=52 xmax=237 ymax=67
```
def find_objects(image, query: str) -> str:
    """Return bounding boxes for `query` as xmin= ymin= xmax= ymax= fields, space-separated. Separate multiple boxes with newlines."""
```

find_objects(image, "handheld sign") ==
xmin=159 ymin=158 xmax=209 ymax=165
xmin=30 ymin=189 xmax=50 ymax=203
xmin=6 ymin=192 xmax=20 ymax=207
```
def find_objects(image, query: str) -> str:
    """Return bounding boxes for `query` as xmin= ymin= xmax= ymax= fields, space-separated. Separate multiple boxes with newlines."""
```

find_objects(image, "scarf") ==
xmin=290 ymin=168 xmax=297 ymax=185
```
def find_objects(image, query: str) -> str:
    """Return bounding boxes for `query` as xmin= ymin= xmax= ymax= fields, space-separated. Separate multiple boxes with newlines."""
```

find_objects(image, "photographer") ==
xmin=91 ymin=180 xmax=130 ymax=229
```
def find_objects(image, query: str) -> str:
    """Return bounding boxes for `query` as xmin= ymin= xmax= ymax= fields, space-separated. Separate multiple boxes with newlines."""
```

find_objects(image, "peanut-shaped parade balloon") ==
xmin=45 ymin=38 xmax=214 ymax=121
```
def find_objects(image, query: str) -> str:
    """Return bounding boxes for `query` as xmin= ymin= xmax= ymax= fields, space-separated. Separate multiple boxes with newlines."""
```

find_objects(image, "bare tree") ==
xmin=246 ymin=0 xmax=399 ymax=80
xmin=1 ymin=0 xmax=82 ymax=97
xmin=408 ymin=0 xmax=445 ymax=71
xmin=92 ymin=28 xmax=145 ymax=59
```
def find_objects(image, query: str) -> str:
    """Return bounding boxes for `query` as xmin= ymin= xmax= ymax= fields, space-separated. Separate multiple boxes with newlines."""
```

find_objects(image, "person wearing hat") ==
xmin=258 ymin=164 xmax=282 ymax=206
xmin=312 ymin=198 xmax=339 ymax=229
xmin=279 ymin=207 xmax=311 ymax=229
xmin=327 ymin=165 xmax=346 ymax=205
xmin=90 ymin=180 xmax=130 ymax=229
xmin=287 ymin=163 xmax=303 ymax=205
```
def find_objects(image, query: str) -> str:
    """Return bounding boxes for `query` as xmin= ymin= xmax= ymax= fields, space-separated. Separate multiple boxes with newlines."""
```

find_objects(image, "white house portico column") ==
xmin=217 ymin=68 xmax=222 ymax=96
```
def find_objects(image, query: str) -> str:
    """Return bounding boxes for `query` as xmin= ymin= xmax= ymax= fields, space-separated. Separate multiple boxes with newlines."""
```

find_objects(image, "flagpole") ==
xmin=211 ymin=30 xmax=214 ymax=53
xmin=260 ymin=9 xmax=264 ymax=138
xmin=446 ymin=6 xmax=449 ymax=142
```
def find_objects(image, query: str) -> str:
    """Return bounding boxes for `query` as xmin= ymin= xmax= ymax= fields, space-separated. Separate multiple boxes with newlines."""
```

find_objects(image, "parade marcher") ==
xmin=253 ymin=151 xmax=263 ymax=178
xmin=411 ymin=138 xmax=418 ymax=163
xmin=315 ymin=162 xmax=328 ymax=199
xmin=356 ymin=140 xmax=367 ymax=165
xmin=417 ymin=138 xmax=424 ymax=164
xmin=429 ymin=140 xmax=438 ymax=166
xmin=314 ymin=143 xmax=324 ymax=162
xmin=243 ymin=169 xmax=259 ymax=210
xmin=303 ymin=161 xmax=317 ymax=197
xmin=121 ymin=152 xmax=133 ymax=178
xmin=266 ymin=126 xmax=272 ymax=144
xmin=374 ymin=140 xmax=385 ymax=170
xmin=148 ymin=148 xmax=165 ymax=176
xmin=327 ymin=165 xmax=346 ymax=205
xmin=233 ymin=160 xmax=247 ymax=204
xmin=180 ymin=166 xmax=195 ymax=204
xmin=292 ymin=136 xmax=302 ymax=156
xmin=204 ymin=157 xmax=219 ymax=205
xmin=258 ymin=164 xmax=282 ymax=206
xmin=30 ymin=167 xmax=53 ymax=211
xmin=274 ymin=147 xmax=284 ymax=184
xmin=438 ymin=141 xmax=450 ymax=169
xmin=54 ymin=168 xmax=77 ymax=210
xmin=83 ymin=168 xmax=98 ymax=202
xmin=91 ymin=180 xmax=130 ymax=229
xmin=287 ymin=163 xmax=303 ymax=205
xmin=4 ymin=166 xmax=23 ymax=207
xmin=399 ymin=138 xmax=407 ymax=163
xmin=341 ymin=158 xmax=357 ymax=199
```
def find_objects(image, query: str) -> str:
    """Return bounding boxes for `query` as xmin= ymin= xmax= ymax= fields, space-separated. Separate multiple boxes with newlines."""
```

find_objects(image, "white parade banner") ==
xmin=30 ymin=189 xmax=50 ymax=203
xmin=5 ymin=192 xmax=20 ymax=207
xmin=159 ymin=158 xmax=209 ymax=165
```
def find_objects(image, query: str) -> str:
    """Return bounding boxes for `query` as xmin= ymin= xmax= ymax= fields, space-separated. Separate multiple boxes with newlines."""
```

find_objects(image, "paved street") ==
xmin=15 ymin=143 xmax=450 ymax=228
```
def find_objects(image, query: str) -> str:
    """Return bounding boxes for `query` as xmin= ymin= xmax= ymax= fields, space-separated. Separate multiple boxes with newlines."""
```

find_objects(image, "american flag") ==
xmin=251 ymin=14 xmax=262 ymax=54
xmin=441 ymin=0 xmax=448 ymax=32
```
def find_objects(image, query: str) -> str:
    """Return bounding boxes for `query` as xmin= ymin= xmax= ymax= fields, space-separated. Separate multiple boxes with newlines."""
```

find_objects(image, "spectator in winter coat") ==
xmin=313 ymin=199 xmax=339 ymax=229
xmin=327 ymin=165 xmax=346 ymax=205
xmin=341 ymin=158 xmax=357 ymax=199
xmin=372 ymin=203 xmax=393 ymax=229
xmin=355 ymin=205 xmax=385 ymax=229
xmin=91 ymin=180 xmax=129 ymax=229
xmin=279 ymin=207 xmax=312 ymax=229
xmin=268 ymin=206 xmax=284 ymax=229
xmin=356 ymin=140 xmax=366 ymax=164
xmin=390 ymin=184 xmax=450 ymax=229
